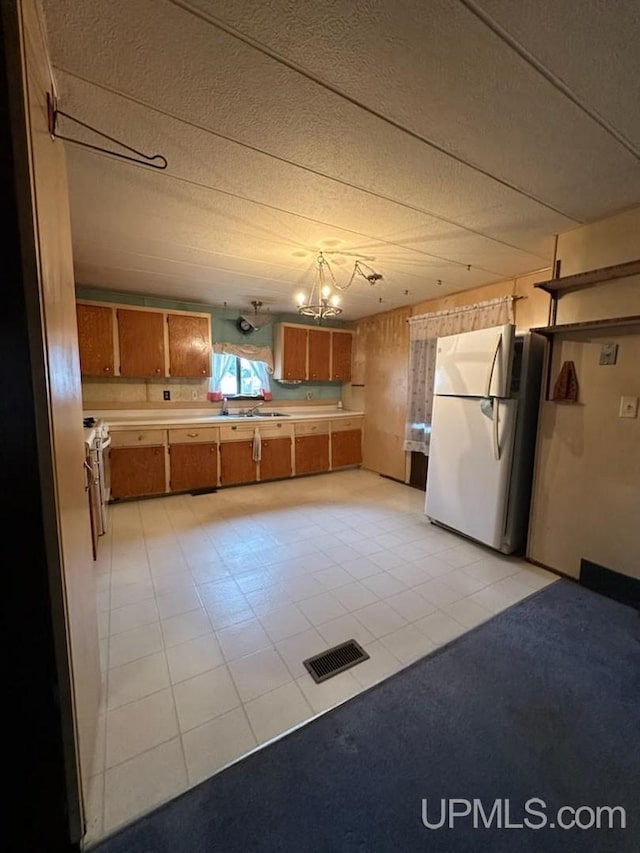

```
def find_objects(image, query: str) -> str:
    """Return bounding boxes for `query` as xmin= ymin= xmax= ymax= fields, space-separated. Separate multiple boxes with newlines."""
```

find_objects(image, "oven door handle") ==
xmin=100 ymin=436 xmax=112 ymax=450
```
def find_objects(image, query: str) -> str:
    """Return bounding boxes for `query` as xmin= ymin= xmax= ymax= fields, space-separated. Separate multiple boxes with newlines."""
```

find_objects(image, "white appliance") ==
xmin=84 ymin=418 xmax=111 ymax=538
xmin=424 ymin=324 xmax=545 ymax=554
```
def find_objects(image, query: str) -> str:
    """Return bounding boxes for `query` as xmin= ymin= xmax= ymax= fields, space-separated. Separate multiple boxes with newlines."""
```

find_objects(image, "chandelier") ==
xmin=296 ymin=252 xmax=383 ymax=323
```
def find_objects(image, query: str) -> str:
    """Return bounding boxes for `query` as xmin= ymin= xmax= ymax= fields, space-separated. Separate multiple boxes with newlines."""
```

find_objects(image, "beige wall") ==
xmin=528 ymin=208 xmax=640 ymax=579
xmin=20 ymin=0 xmax=100 ymax=833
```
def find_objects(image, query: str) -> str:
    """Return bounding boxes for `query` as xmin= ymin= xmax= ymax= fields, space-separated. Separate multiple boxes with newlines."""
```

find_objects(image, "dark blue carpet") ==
xmin=94 ymin=580 xmax=640 ymax=853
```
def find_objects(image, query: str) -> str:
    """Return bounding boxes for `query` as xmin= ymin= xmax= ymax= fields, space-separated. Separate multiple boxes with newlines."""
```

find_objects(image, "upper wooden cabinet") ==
xmin=274 ymin=322 xmax=353 ymax=381
xmin=118 ymin=308 xmax=165 ymax=377
xmin=280 ymin=325 xmax=308 ymax=380
xmin=167 ymin=313 xmax=211 ymax=377
xmin=76 ymin=301 xmax=212 ymax=379
xmin=76 ymin=304 xmax=115 ymax=377
xmin=308 ymin=329 xmax=331 ymax=381
xmin=331 ymin=331 xmax=353 ymax=381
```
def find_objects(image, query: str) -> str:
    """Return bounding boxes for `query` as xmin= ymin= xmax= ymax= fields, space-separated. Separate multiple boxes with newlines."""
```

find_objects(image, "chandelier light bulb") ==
xmin=331 ymin=295 xmax=340 ymax=306
xmin=321 ymin=284 xmax=331 ymax=299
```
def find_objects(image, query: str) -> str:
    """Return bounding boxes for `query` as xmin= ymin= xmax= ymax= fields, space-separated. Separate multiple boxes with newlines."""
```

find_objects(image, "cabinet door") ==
xmin=170 ymin=442 xmax=218 ymax=491
xmin=260 ymin=438 xmax=292 ymax=481
xmin=308 ymin=329 xmax=331 ymax=380
xmin=282 ymin=326 xmax=308 ymax=379
xmin=295 ymin=434 xmax=330 ymax=475
xmin=220 ymin=441 xmax=257 ymax=485
xmin=331 ymin=332 xmax=352 ymax=381
xmin=77 ymin=304 xmax=115 ymax=377
xmin=331 ymin=429 xmax=362 ymax=468
xmin=118 ymin=309 xmax=165 ymax=377
xmin=167 ymin=314 xmax=211 ymax=378
xmin=110 ymin=446 xmax=166 ymax=498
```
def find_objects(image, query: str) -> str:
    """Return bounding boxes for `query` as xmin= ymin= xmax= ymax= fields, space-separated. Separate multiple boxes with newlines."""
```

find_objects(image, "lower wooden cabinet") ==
xmin=110 ymin=446 xmax=166 ymax=499
xmin=331 ymin=429 xmax=362 ymax=468
xmin=220 ymin=440 xmax=257 ymax=485
xmin=170 ymin=442 xmax=218 ymax=492
xmin=295 ymin=434 xmax=330 ymax=475
xmin=260 ymin=438 xmax=292 ymax=481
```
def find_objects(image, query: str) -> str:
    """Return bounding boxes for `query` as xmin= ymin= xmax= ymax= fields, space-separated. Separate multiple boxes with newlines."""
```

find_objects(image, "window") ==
xmin=208 ymin=351 xmax=272 ymax=401
xmin=219 ymin=357 xmax=266 ymax=398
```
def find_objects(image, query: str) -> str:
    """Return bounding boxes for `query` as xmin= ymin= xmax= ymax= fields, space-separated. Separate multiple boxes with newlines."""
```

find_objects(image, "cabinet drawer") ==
xmin=168 ymin=426 xmax=219 ymax=444
xmin=219 ymin=424 xmax=258 ymax=442
xmin=294 ymin=420 xmax=330 ymax=436
xmin=256 ymin=422 xmax=293 ymax=439
xmin=219 ymin=422 xmax=293 ymax=441
xmin=110 ymin=429 xmax=167 ymax=448
xmin=331 ymin=418 xmax=363 ymax=433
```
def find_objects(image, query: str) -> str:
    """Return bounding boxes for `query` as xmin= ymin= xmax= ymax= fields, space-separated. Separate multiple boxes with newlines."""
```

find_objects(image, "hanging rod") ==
xmin=46 ymin=93 xmax=168 ymax=170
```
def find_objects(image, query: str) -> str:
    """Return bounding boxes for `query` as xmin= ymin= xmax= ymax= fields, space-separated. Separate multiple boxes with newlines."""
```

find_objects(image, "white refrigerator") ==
xmin=424 ymin=324 xmax=545 ymax=554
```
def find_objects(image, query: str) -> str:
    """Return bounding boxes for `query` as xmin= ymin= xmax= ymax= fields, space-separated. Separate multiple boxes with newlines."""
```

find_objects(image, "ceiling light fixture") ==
xmin=296 ymin=252 xmax=383 ymax=323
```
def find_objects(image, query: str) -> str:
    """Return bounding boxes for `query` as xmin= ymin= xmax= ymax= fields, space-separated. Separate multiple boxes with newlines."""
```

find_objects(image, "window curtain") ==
xmin=207 ymin=343 xmax=274 ymax=401
xmin=404 ymin=296 xmax=515 ymax=455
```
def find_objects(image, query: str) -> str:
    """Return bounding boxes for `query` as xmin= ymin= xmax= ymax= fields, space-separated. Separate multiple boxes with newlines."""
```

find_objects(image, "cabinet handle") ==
xmin=201 ymin=369 xmax=207 ymax=374
xmin=155 ymin=368 xmax=161 ymax=374
xmin=104 ymin=366 xmax=111 ymax=373
xmin=138 ymin=435 xmax=144 ymax=441
xmin=210 ymin=446 xmax=215 ymax=453
xmin=231 ymin=425 xmax=237 ymax=430
xmin=187 ymin=432 xmax=199 ymax=437
xmin=277 ymin=423 xmax=281 ymax=428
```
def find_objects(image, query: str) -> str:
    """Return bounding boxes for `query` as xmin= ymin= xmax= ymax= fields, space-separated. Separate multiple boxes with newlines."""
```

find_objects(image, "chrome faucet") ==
xmin=246 ymin=401 xmax=265 ymax=416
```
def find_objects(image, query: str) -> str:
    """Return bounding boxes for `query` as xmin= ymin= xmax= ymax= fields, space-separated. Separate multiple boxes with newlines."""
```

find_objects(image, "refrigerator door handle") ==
xmin=484 ymin=333 xmax=502 ymax=399
xmin=493 ymin=398 xmax=501 ymax=461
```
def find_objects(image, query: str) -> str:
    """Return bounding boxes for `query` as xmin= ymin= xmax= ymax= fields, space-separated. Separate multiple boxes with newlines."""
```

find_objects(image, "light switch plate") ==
xmin=619 ymin=396 xmax=638 ymax=418
xmin=599 ymin=343 xmax=618 ymax=365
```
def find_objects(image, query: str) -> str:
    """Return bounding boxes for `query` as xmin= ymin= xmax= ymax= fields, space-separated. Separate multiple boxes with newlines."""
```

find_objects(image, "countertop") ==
xmin=84 ymin=406 xmax=364 ymax=430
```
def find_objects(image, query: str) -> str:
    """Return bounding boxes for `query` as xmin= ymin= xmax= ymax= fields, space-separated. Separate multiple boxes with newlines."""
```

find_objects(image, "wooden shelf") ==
xmin=532 ymin=315 xmax=640 ymax=337
xmin=534 ymin=258 xmax=640 ymax=296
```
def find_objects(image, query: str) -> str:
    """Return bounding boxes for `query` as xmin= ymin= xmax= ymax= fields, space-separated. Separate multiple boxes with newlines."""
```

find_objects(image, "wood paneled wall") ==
xmin=15 ymin=0 xmax=100 ymax=838
xmin=352 ymin=270 xmax=552 ymax=479
xmin=352 ymin=307 xmax=411 ymax=481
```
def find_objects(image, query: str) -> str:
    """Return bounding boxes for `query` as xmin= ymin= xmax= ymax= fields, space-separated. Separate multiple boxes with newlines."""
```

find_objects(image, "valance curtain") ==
xmin=404 ymin=296 xmax=515 ymax=455
xmin=207 ymin=343 xmax=274 ymax=401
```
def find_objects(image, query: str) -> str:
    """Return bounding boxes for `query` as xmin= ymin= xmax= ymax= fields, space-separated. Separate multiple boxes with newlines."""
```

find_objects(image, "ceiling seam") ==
xmin=457 ymin=0 xmax=640 ymax=161
xmin=67 ymin=142 xmax=507 ymax=276
xmin=54 ymin=66 xmax=553 ymax=262
xmin=165 ymin=0 xmax=582 ymax=223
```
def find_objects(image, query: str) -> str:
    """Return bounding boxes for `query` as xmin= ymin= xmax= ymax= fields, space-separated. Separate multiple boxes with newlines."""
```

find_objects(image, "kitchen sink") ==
xmin=254 ymin=412 xmax=290 ymax=417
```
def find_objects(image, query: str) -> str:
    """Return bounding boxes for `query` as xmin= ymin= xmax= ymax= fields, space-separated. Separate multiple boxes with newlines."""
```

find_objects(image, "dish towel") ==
xmin=552 ymin=360 xmax=579 ymax=403
xmin=252 ymin=427 xmax=261 ymax=462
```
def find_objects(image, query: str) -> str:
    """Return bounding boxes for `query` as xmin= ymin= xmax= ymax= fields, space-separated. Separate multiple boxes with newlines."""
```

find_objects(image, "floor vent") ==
xmin=303 ymin=640 xmax=369 ymax=684
xmin=190 ymin=487 xmax=218 ymax=496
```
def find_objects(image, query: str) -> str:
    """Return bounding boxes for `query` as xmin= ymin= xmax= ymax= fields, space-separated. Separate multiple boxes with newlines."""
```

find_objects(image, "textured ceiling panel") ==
xmin=40 ymin=0 xmax=640 ymax=318
xmin=466 ymin=0 xmax=640 ymax=150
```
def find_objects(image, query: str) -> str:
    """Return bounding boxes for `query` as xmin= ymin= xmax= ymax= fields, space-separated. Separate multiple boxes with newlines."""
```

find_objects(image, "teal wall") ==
xmin=76 ymin=287 xmax=349 ymax=401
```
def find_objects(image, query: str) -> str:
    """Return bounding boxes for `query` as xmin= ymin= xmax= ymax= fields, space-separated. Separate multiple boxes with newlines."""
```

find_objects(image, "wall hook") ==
xmin=47 ymin=93 xmax=168 ymax=170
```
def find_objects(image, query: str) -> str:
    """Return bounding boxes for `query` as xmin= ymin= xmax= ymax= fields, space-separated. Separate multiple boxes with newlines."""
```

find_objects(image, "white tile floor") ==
xmin=87 ymin=468 xmax=557 ymax=844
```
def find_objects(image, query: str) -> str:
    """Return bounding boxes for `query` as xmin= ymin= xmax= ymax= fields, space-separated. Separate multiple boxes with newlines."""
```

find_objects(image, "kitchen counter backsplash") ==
xmin=81 ymin=376 xmax=346 ymax=406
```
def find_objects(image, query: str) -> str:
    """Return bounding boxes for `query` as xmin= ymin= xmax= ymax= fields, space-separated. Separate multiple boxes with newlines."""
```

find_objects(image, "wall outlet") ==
xmin=163 ymin=390 xmax=170 ymax=401
xmin=619 ymin=395 xmax=638 ymax=418
xmin=305 ymin=391 xmax=313 ymax=400
xmin=191 ymin=390 xmax=199 ymax=400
